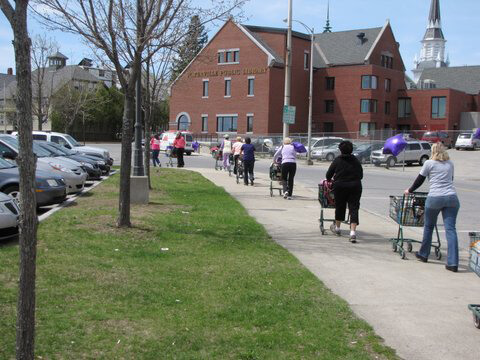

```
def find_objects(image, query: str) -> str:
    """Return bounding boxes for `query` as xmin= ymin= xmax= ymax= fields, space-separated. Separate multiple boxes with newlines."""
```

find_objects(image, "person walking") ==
xmin=405 ymin=143 xmax=460 ymax=272
xmin=326 ymin=140 xmax=363 ymax=243
xmin=232 ymin=137 xmax=243 ymax=175
xmin=273 ymin=137 xmax=297 ymax=200
xmin=173 ymin=131 xmax=185 ymax=168
xmin=150 ymin=134 xmax=161 ymax=167
xmin=241 ymin=137 xmax=255 ymax=186
xmin=220 ymin=134 xmax=232 ymax=171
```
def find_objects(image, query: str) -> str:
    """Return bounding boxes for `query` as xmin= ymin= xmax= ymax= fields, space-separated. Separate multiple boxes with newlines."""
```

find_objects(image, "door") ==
xmin=406 ymin=143 xmax=421 ymax=161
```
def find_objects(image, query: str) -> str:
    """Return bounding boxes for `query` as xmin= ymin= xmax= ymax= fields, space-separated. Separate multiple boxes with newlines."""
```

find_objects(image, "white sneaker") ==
xmin=283 ymin=192 xmax=288 ymax=199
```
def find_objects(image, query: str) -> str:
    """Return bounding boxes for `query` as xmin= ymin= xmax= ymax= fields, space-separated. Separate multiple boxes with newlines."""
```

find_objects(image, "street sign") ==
xmin=282 ymin=105 xmax=296 ymax=125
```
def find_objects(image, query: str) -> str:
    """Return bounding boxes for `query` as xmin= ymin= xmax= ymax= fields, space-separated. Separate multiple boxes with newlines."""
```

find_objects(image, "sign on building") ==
xmin=282 ymin=105 xmax=296 ymax=125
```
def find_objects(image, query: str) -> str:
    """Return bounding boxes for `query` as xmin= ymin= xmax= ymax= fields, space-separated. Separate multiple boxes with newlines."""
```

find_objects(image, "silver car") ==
xmin=0 ymin=191 xmax=19 ymax=241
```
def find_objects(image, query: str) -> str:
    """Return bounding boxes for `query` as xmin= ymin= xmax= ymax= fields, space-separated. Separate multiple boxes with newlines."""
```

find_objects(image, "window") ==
xmin=360 ymin=99 xmax=377 ymax=113
xmin=398 ymin=98 xmax=412 ymax=118
xmin=225 ymin=51 xmax=232 ymax=63
xmin=422 ymin=143 xmax=431 ymax=150
xmin=98 ymin=70 xmax=105 ymax=77
xmin=202 ymin=80 xmax=209 ymax=97
xmin=217 ymin=52 xmax=224 ymax=64
xmin=218 ymin=49 xmax=239 ymax=64
xmin=177 ymin=115 xmax=189 ymax=130
xmin=361 ymin=75 xmax=377 ymax=89
xmin=304 ymin=52 xmax=309 ymax=70
xmin=51 ymin=135 xmax=69 ymax=147
xmin=247 ymin=115 xmax=254 ymax=133
xmin=326 ymin=77 xmax=335 ymax=90
xmin=323 ymin=122 xmax=334 ymax=132
xmin=32 ymin=134 xmax=48 ymax=140
xmin=234 ymin=50 xmax=240 ymax=62
xmin=359 ymin=122 xmax=376 ymax=136
xmin=407 ymin=143 xmax=421 ymax=151
xmin=224 ymin=78 xmax=231 ymax=97
xmin=432 ymin=96 xmax=446 ymax=118
xmin=385 ymin=101 xmax=391 ymax=115
xmin=247 ymin=77 xmax=254 ymax=96
xmin=385 ymin=78 xmax=391 ymax=92
xmin=325 ymin=100 xmax=335 ymax=113
xmin=216 ymin=115 xmax=238 ymax=132
xmin=381 ymin=55 xmax=393 ymax=69
xmin=201 ymin=116 xmax=208 ymax=132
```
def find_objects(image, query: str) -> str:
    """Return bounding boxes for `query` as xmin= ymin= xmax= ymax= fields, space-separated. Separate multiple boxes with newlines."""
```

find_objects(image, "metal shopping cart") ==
xmin=389 ymin=192 xmax=441 ymax=260
xmin=214 ymin=150 xmax=223 ymax=171
xmin=467 ymin=232 xmax=480 ymax=329
xmin=165 ymin=146 xmax=177 ymax=167
xmin=269 ymin=162 xmax=283 ymax=197
xmin=318 ymin=180 xmax=349 ymax=235
xmin=235 ymin=157 xmax=244 ymax=184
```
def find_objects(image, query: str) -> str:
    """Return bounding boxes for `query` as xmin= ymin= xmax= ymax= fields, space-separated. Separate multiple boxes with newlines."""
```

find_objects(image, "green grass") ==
xmin=0 ymin=169 xmax=398 ymax=359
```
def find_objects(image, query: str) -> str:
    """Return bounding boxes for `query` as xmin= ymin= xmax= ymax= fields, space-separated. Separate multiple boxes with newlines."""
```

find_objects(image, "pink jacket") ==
xmin=173 ymin=136 xmax=186 ymax=149
xmin=150 ymin=138 xmax=160 ymax=150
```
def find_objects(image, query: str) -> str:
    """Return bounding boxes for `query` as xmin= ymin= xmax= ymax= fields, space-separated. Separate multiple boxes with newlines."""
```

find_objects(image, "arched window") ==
xmin=178 ymin=115 xmax=189 ymax=130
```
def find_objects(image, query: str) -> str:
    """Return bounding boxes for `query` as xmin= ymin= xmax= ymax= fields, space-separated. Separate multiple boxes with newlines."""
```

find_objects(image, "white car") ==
xmin=0 ymin=191 xmax=19 ymax=241
xmin=308 ymin=137 xmax=344 ymax=159
xmin=455 ymin=133 xmax=480 ymax=150
xmin=0 ymin=135 xmax=87 ymax=194
xmin=371 ymin=141 xmax=432 ymax=167
xmin=159 ymin=131 xmax=194 ymax=155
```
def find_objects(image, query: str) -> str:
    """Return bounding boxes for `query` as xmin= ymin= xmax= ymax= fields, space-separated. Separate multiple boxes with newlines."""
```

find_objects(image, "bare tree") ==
xmin=0 ymin=1 xmax=38 ymax=359
xmin=31 ymin=34 xmax=58 ymax=131
xmin=33 ymin=0 xmax=248 ymax=227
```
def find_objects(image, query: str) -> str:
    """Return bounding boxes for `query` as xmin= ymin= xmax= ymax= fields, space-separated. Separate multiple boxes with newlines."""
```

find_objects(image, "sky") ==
xmin=1 ymin=0 xmax=480 ymax=77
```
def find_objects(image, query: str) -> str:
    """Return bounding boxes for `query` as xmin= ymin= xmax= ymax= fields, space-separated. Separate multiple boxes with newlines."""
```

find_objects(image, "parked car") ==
xmin=421 ymin=131 xmax=453 ymax=148
xmin=455 ymin=132 xmax=480 ymax=150
xmin=371 ymin=141 xmax=431 ymax=167
xmin=35 ymin=141 xmax=102 ymax=180
xmin=308 ymin=137 xmax=344 ymax=159
xmin=313 ymin=143 xmax=343 ymax=161
xmin=0 ymin=135 xmax=87 ymax=194
xmin=45 ymin=141 xmax=110 ymax=175
xmin=13 ymin=131 xmax=113 ymax=165
xmin=0 ymin=191 xmax=19 ymax=241
xmin=159 ymin=131 xmax=194 ymax=155
xmin=0 ymin=157 xmax=67 ymax=207
xmin=352 ymin=142 xmax=384 ymax=164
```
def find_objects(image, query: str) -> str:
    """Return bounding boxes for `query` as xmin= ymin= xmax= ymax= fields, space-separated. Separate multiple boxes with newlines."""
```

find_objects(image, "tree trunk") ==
xmin=117 ymin=90 xmax=135 ymax=227
xmin=37 ymin=88 xmax=42 ymax=131
xmin=8 ymin=1 xmax=39 ymax=359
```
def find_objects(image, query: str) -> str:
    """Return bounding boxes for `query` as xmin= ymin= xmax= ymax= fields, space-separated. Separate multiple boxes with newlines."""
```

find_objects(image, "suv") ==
xmin=159 ymin=131 xmax=194 ymax=155
xmin=455 ymin=133 xmax=480 ymax=150
xmin=308 ymin=137 xmax=344 ymax=159
xmin=371 ymin=141 xmax=431 ymax=167
xmin=14 ymin=131 xmax=113 ymax=165
xmin=421 ymin=131 xmax=453 ymax=148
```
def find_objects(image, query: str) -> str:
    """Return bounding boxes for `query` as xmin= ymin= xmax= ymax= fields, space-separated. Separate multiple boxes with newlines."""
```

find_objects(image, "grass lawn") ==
xmin=0 ymin=169 xmax=398 ymax=359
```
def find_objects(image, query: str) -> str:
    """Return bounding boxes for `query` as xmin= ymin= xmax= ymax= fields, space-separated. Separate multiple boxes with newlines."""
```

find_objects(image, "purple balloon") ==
xmin=474 ymin=128 xmax=480 ymax=139
xmin=192 ymin=141 xmax=199 ymax=150
xmin=383 ymin=134 xmax=407 ymax=156
xmin=292 ymin=142 xmax=307 ymax=153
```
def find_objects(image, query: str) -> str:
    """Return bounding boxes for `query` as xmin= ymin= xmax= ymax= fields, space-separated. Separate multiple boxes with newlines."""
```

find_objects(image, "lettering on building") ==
xmin=187 ymin=67 xmax=268 ymax=78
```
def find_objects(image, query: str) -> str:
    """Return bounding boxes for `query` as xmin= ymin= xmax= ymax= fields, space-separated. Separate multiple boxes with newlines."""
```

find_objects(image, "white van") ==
xmin=159 ymin=131 xmax=194 ymax=155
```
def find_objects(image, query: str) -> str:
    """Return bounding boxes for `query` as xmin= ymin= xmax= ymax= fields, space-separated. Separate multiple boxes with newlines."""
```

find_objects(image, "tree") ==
xmin=171 ymin=15 xmax=208 ymax=81
xmin=0 ymin=1 xmax=38 ymax=359
xmin=31 ymin=34 xmax=58 ymax=131
xmin=34 ymin=0 xmax=248 ymax=227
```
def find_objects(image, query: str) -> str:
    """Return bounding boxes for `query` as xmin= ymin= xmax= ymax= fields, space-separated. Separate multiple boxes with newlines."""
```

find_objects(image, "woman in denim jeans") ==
xmin=405 ymin=143 xmax=460 ymax=272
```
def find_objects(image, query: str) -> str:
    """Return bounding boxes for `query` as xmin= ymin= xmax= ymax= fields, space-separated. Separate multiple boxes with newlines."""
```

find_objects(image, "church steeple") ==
xmin=323 ymin=0 xmax=332 ymax=33
xmin=423 ymin=0 xmax=444 ymax=41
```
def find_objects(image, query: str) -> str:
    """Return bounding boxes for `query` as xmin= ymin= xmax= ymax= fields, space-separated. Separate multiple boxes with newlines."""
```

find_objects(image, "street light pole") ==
xmin=133 ymin=0 xmax=144 ymax=176
xmin=283 ymin=0 xmax=293 ymax=139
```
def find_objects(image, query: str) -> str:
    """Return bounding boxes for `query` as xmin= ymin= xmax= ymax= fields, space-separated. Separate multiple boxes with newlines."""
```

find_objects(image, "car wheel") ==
xmin=3 ymin=185 xmax=21 ymax=204
xmin=326 ymin=153 xmax=335 ymax=162
xmin=387 ymin=157 xmax=396 ymax=168
xmin=360 ymin=156 xmax=367 ymax=164
xmin=186 ymin=151 xmax=192 ymax=156
xmin=419 ymin=155 xmax=428 ymax=166
xmin=455 ymin=147 xmax=460 ymax=151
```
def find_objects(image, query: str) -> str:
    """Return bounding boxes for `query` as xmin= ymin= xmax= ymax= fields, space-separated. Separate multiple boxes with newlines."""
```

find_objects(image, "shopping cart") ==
xmin=318 ymin=180 xmax=349 ymax=235
xmin=389 ymin=192 xmax=441 ymax=260
xmin=467 ymin=232 xmax=480 ymax=329
xmin=214 ymin=150 xmax=223 ymax=171
xmin=269 ymin=162 xmax=283 ymax=197
xmin=165 ymin=146 xmax=177 ymax=167
xmin=235 ymin=157 xmax=244 ymax=184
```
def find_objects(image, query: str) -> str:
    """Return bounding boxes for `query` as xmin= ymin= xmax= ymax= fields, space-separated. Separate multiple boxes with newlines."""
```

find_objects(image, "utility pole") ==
xmin=133 ymin=0 xmax=144 ymax=176
xmin=306 ymin=28 xmax=314 ymax=165
xmin=283 ymin=0 xmax=293 ymax=139
xmin=3 ymin=81 xmax=6 ymax=134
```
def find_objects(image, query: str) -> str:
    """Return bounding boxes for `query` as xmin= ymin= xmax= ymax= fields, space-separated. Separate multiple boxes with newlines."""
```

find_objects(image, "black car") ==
xmin=0 ymin=157 xmax=67 ymax=207
xmin=352 ymin=142 xmax=384 ymax=164
xmin=35 ymin=141 xmax=103 ymax=180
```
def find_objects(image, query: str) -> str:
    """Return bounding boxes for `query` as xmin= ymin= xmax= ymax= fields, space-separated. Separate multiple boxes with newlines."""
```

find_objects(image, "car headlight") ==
xmin=84 ymin=163 xmax=94 ymax=169
xmin=353 ymin=153 xmax=359 ymax=156
xmin=96 ymin=160 xmax=105 ymax=165
xmin=49 ymin=163 xmax=73 ymax=173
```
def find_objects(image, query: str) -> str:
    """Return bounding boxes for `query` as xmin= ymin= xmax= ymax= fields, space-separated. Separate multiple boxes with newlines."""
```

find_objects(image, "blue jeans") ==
xmin=419 ymin=195 xmax=460 ymax=266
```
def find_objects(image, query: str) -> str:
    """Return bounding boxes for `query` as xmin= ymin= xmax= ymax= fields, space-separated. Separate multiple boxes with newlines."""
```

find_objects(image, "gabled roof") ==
xmin=419 ymin=66 xmax=480 ymax=94
xmin=0 ymin=73 xmax=16 ymax=88
xmin=313 ymin=26 xmax=383 ymax=68
xmin=240 ymin=25 xmax=287 ymax=66
xmin=49 ymin=51 xmax=68 ymax=59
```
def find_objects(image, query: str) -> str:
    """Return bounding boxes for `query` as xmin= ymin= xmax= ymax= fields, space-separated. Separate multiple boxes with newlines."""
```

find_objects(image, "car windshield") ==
xmin=37 ymin=142 xmax=66 ymax=156
xmin=47 ymin=142 xmax=73 ymax=155
xmin=0 ymin=157 xmax=16 ymax=169
xmin=184 ymin=134 xmax=193 ymax=142
xmin=355 ymin=143 xmax=371 ymax=151
xmin=459 ymin=133 xmax=472 ymax=139
xmin=64 ymin=134 xmax=80 ymax=147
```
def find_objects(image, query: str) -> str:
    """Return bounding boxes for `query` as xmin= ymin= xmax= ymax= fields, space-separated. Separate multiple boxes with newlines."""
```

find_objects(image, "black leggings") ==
xmin=176 ymin=148 xmax=185 ymax=167
xmin=243 ymin=160 xmax=254 ymax=184
xmin=233 ymin=154 xmax=240 ymax=174
xmin=333 ymin=181 xmax=362 ymax=225
xmin=281 ymin=162 xmax=296 ymax=196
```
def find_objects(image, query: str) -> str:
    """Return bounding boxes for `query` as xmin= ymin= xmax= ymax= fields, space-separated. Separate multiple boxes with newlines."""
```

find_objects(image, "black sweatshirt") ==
xmin=326 ymin=154 xmax=363 ymax=183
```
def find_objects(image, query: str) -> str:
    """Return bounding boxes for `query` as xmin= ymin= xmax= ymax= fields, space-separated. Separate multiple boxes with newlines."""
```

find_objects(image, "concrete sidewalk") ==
xmin=193 ymin=166 xmax=480 ymax=360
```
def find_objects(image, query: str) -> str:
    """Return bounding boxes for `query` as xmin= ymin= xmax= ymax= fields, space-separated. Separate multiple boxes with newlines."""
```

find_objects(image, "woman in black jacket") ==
xmin=326 ymin=141 xmax=363 ymax=242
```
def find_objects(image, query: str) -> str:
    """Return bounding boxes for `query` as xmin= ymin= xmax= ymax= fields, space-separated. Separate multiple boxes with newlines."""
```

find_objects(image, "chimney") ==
xmin=7 ymin=68 xmax=13 ymax=75
xmin=356 ymin=32 xmax=366 ymax=45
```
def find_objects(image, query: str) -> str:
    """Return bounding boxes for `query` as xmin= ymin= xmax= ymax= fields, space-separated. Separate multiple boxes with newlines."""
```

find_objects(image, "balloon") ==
xmin=292 ymin=142 xmax=307 ymax=153
xmin=383 ymin=134 xmax=407 ymax=156
xmin=192 ymin=141 xmax=199 ymax=151
xmin=474 ymin=128 xmax=480 ymax=139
